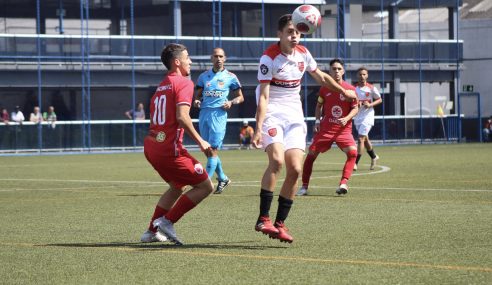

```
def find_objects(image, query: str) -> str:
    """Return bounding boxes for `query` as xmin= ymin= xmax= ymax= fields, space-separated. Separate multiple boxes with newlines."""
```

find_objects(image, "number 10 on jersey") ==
xmin=153 ymin=95 xmax=167 ymax=125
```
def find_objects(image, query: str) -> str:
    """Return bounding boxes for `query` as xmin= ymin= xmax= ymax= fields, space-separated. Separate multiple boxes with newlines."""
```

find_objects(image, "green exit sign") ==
xmin=463 ymin=85 xmax=474 ymax=92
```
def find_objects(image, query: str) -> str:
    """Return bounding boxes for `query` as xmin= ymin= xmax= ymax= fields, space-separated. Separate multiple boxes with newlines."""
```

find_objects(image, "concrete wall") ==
xmin=459 ymin=18 xmax=492 ymax=117
xmin=362 ymin=16 xmax=491 ymax=117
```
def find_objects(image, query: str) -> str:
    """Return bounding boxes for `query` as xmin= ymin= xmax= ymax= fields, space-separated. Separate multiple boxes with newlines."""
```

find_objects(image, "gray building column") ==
xmin=337 ymin=3 xmax=349 ymax=59
xmin=233 ymin=3 xmax=242 ymax=37
xmin=388 ymin=5 xmax=399 ymax=39
xmin=390 ymin=75 xmax=401 ymax=115
xmin=109 ymin=0 xmax=121 ymax=35
xmin=173 ymin=0 xmax=182 ymax=37
xmin=37 ymin=14 xmax=46 ymax=34
xmin=389 ymin=5 xmax=400 ymax=116
xmin=448 ymin=6 xmax=458 ymax=40
xmin=448 ymin=6 xmax=458 ymax=113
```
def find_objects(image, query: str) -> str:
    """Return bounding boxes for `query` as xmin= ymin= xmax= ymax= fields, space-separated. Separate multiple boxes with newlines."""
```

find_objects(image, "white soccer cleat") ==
xmin=353 ymin=164 xmax=358 ymax=171
xmin=370 ymin=155 xmax=380 ymax=170
xmin=153 ymin=217 xmax=183 ymax=245
xmin=140 ymin=229 xmax=168 ymax=243
xmin=296 ymin=186 xmax=308 ymax=196
xmin=336 ymin=184 xmax=348 ymax=195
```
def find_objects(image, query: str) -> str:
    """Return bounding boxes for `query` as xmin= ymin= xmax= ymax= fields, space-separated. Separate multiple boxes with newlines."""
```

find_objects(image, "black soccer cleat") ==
xmin=214 ymin=179 xmax=231 ymax=194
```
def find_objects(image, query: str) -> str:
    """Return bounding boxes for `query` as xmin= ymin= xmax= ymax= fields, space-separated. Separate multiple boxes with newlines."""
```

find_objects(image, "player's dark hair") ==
xmin=160 ymin=43 xmax=187 ymax=70
xmin=329 ymin=58 xmax=345 ymax=67
xmin=357 ymin=66 xmax=368 ymax=73
xmin=278 ymin=14 xmax=292 ymax=31
xmin=212 ymin=47 xmax=226 ymax=56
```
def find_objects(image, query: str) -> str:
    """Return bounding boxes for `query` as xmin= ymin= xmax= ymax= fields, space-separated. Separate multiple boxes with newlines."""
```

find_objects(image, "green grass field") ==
xmin=1 ymin=144 xmax=491 ymax=284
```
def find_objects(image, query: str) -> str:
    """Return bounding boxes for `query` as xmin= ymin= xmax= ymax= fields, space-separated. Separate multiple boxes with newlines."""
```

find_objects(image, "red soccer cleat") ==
xmin=269 ymin=221 xmax=293 ymax=243
xmin=255 ymin=216 xmax=279 ymax=236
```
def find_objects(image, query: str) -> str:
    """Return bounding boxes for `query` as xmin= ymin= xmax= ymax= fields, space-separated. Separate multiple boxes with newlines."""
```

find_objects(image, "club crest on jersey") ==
xmin=206 ymin=82 xmax=212 ymax=87
xmin=297 ymin=62 xmax=305 ymax=72
xmin=366 ymin=92 xmax=370 ymax=97
xmin=331 ymin=105 xmax=342 ymax=118
xmin=155 ymin=131 xmax=166 ymax=142
xmin=218 ymin=80 xmax=225 ymax=88
xmin=194 ymin=163 xmax=204 ymax=175
xmin=268 ymin=128 xmax=277 ymax=137
xmin=260 ymin=64 xmax=269 ymax=75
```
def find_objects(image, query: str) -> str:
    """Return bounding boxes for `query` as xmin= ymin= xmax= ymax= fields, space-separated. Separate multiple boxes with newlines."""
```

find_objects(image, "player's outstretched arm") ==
xmin=309 ymin=69 xmax=356 ymax=100
xmin=176 ymin=104 xmax=211 ymax=155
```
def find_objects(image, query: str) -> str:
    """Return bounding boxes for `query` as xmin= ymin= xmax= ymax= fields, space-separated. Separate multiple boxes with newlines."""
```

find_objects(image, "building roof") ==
xmin=362 ymin=0 xmax=492 ymax=25
xmin=461 ymin=0 xmax=492 ymax=19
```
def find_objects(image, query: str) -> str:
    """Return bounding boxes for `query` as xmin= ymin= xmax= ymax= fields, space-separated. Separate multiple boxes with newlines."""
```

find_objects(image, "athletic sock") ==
xmin=275 ymin=195 xmax=293 ymax=225
xmin=342 ymin=149 xmax=358 ymax=184
xmin=206 ymin=156 xmax=218 ymax=179
xmin=258 ymin=189 xmax=273 ymax=223
xmin=367 ymin=149 xmax=376 ymax=159
xmin=302 ymin=153 xmax=316 ymax=186
xmin=355 ymin=154 xmax=362 ymax=165
xmin=165 ymin=194 xmax=196 ymax=224
xmin=148 ymin=205 xmax=168 ymax=232
xmin=215 ymin=156 xmax=227 ymax=181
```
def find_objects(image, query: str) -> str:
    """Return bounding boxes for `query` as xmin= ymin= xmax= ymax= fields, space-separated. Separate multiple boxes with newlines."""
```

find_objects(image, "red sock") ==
xmin=165 ymin=194 xmax=197 ymax=224
xmin=148 ymin=206 xmax=168 ymax=232
xmin=302 ymin=153 xmax=316 ymax=187
xmin=341 ymin=149 xmax=357 ymax=184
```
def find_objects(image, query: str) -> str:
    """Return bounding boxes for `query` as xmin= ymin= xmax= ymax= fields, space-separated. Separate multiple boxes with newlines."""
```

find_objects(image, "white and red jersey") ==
xmin=319 ymin=81 xmax=357 ymax=133
xmin=148 ymin=72 xmax=194 ymax=156
xmin=354 ymin=82 xmax=381 ymax=126
xmin=257 ymin=43 xmax=317 ymax=123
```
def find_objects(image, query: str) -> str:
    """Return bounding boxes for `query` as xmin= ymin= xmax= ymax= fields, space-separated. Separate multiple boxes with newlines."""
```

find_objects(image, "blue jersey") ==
xmin=196 ymin=69 xmax=242 ymax=109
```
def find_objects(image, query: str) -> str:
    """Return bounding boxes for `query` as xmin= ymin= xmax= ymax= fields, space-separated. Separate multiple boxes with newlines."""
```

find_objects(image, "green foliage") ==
xmin=0 ymin=144 xmax=491 ymax=284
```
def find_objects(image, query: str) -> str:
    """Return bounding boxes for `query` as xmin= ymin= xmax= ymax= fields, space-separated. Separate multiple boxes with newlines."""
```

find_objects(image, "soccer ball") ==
xmin=292 ymin=5 xmax=322 ymax=35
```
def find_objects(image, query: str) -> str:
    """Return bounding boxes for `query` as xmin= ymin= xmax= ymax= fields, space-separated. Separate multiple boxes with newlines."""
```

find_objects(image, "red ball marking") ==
xmin=296 ymin=23 xmax=310 ymax=33
xmin=299 ymin=5 xmax=311 ymax=13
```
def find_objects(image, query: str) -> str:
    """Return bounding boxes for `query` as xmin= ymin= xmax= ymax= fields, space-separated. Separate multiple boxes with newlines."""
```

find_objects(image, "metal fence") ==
xmin=1 ymin=114 xmax=477 ymax=153
xmin=0 ymin=34 xmax=463 ymax=65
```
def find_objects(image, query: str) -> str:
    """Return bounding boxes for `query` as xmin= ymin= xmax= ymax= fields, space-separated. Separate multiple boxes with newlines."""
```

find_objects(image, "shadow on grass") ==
xmin=296 ymin=194 xmax=347 ymax=198
xmin=117 ymin=193 xmax=162 ymax=197
xmin=41 ymin=240 xmax=286 ymax=250
xmin=312 ymin=169 xmax=340 ymax=173
xmin=117 ymin=193 xmax=260 ymax=198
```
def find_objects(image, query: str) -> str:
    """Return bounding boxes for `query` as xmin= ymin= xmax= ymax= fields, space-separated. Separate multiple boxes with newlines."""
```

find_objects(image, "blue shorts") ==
xmin=199 ymin=108 xmax=227 ymax=149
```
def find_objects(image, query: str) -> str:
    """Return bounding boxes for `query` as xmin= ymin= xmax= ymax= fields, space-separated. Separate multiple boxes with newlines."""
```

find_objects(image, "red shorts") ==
xmin=144 ymin=140 xmax=208 ymax=189
xmin=309 ymin=130 xmax=355 ymax=153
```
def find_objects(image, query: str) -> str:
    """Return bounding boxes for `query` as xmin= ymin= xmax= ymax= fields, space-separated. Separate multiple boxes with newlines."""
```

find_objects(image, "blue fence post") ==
xmin=36 ymin=0 xmax=43 ymax=152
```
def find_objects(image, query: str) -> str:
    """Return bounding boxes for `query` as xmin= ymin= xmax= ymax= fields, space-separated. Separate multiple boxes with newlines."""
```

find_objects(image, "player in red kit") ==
xmin=140 ymin=43 xmax=214 ymax=245
xmin=297 ymin=58 xmax=359 ymax=196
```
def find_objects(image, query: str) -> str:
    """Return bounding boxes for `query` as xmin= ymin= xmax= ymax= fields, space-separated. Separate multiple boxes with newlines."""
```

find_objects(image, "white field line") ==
xmin=1 ymin=163 xmax=492 ymax=193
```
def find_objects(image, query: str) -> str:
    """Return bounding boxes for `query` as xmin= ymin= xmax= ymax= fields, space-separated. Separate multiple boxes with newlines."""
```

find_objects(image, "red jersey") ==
xmin=318 ymin=81 xmax=357 ymax=133
xmin=148 ymin=72 xmax=194 ymax=156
